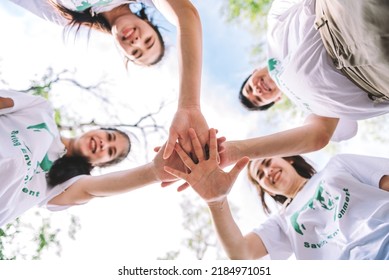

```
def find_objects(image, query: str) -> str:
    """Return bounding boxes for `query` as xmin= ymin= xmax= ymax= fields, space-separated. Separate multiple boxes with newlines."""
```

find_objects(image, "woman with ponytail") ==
xmin=0 ymin=89 xmax=183 ymax=227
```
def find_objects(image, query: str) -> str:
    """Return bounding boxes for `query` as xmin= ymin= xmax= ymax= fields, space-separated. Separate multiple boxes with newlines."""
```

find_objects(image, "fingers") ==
xmin=160 ymin=180 xmax=189 ymax=192
xmin=188 ymin=128 xmax=205 ymax=162
xmin=164 ymin=165 xmax=188 ymax=181
xmin=154 ymin=146 xmax=161 ymax=153
xmin=177 ymin=182 xmax=190 ymax=192
xmin=160 ymin=179 xmax=179 ymax=188
xmin=164 ymin=132 xmax=178 ymax=159
xmin=208 ymin=128 xmax=218 ymax=161
xmin=174 ymin=143 xmax=196 ymax=170
xmin=228 ymin=157 xmax=250 ymax=181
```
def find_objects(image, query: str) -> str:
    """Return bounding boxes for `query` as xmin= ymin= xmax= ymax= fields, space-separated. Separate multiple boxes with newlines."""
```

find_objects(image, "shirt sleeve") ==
xmin=0 ymin=90 xmax=48 ymax=115
xmin=330 ymin=118 xmax=358 ymax=142
xmin=268 ymin=0 xmax=303 ymax=21
xmin=252 ymin=215 xmax=294 ymax=259
xmin=40 ymin=175 xmax=88 ymax=211
xmin=326 ymin=154 xmax=389 ymax=188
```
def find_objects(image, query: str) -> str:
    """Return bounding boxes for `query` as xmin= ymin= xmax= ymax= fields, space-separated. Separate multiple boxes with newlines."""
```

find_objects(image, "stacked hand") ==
xmin=164 ymin=128 xmax=249 ymax=204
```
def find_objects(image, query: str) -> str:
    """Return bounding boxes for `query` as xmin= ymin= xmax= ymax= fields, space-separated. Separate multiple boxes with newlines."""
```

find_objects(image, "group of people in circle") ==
xmin=1 ymin=0 xmax=389 ymax=259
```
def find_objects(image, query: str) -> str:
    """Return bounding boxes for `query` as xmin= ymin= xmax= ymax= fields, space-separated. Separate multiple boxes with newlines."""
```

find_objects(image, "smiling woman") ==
xmin=10 ymin=0 xmax=210 ymax=172
xmin=0 ymin=89 xmax=185 ymax=228
xmin=164 ymin=129 xmax=389 ymax=260
xmin=62 ymin=127 xmax=131 ymax=167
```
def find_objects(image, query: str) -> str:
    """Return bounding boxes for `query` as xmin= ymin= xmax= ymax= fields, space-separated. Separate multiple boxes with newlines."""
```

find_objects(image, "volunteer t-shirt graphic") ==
xmin=71 ymin=0 xmax=113 ymax=11
xmin=289 ymin=180 xmax=351 ymax=249
xmin=11 ymin=122 xmax=56 ymax=190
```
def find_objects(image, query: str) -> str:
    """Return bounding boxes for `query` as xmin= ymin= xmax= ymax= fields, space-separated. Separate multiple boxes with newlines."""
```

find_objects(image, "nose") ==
xmin=99 ymin=139 xmax=106 ymax=151
xmin=130 ymin=35 xmax=140 ymax=45
xmin=264 ymin=167 xmax=273 ymax=178
xmin=254 ymin=85 xmax=263 ymax=96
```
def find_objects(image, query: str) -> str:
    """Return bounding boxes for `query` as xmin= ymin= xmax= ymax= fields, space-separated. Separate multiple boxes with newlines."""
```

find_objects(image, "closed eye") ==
xmin=132 ymin=49 xmax=142 ymax=59
xmin=145 ymin=37 xmax=154 ymax=50
xmin=257 ymin=170 xmax=264 ymax=180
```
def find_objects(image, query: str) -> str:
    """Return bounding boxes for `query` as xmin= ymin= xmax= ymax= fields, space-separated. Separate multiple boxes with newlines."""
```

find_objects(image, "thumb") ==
xmin=228 ymin=157 xmax=250 ymax=181
xmin=164 ymin=132 xmax=178 ymax=159
xmin=154 ymin=146 xmax=162 ymax=153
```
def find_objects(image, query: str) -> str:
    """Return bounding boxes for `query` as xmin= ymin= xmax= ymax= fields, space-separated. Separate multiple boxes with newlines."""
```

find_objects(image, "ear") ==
xmin=274 ymin=95 xmax=282 ymax=103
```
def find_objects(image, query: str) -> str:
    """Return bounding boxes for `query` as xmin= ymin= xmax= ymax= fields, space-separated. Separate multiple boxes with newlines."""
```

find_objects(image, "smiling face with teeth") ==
xmin=242 ymin=67 xmax=282 ymax=107
xmin=71 ymin=129 xmax=130 ymax=166
xmin=249 ymin=157 xmax=304 ymax=198
xmin=105 ymin=7 xmax=164 ymax=66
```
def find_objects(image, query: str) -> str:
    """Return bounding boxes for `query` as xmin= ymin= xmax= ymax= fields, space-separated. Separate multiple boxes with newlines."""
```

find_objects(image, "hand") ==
xmin=165 ymin=128 xmax=249 ymax=204
xmin=218 ymin=141 xmax=242 ymax=168
xmin=164 ymin=107 xmax=209 ymax=159
xmin=155 ymin=135 xmax=226 ymax=190
xmin=152 ymin=143 xmax=187 ymax=184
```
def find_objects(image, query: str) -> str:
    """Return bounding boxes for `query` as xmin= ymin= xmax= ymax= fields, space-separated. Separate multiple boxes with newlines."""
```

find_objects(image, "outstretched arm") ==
xmin=49 ymin=142 xmax=185 ymax=206
xmin=152 ymin=0 xmax=209 ymax=158
xmin=165 ymin=128 xmax=267 ymax=259
xmin=220 ymin=114 xmax=339 ymax=166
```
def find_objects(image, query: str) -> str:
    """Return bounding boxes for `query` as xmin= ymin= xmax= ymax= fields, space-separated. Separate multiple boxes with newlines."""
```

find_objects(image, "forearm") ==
xmin=229 ymin=119 xmax=336 ymax=162
xmin=85 ymin=162 xmax=159 ymax=197
xmin=208 ymin=200 xmax=257 ymax=259
xmin=177 ymin=8 xmax=202 ymax=108
xmin=155 ymin=0 xmax=202 ymax=107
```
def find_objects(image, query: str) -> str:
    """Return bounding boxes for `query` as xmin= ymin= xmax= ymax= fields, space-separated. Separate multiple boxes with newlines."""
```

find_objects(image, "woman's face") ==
xmin=73 ymin=129 xmax=129 ymax=166
xmin=111 ymin=13 xmax=163 ymax=65
xmin=249 ymin=157 xmax=300 ymax=197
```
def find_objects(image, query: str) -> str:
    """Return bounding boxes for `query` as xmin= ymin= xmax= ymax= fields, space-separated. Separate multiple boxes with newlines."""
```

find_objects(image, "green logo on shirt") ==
xmin=72 ymin=0 xmax=113 ymax=11
xmin=291 ymin=181 xmax=340 ymax=235
xmin=289 ymin=182 xmax=351 ymax=250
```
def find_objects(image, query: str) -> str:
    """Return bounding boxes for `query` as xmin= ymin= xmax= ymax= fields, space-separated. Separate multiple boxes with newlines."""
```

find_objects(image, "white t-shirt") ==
xmin=253 ymin=154 xmax=389 ymax=259
xmin=266 ymin=0 xmax=389 ymax=140
xmin=0 ymin=90 xmax=82 ymax=227
xmin=9 ymin=0 xmax=155 ymax=25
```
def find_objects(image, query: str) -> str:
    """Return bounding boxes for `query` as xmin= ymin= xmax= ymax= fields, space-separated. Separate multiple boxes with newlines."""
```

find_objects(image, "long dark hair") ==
xmin=46 ymin=155 xmax=93 ymax=187
xmin=46 ymin=127 xmax=131 ymax=187
xmin=48 ymin=0 xmax=165 ymax=65
xmin=247 ymin=156 xmax=316 ymax=215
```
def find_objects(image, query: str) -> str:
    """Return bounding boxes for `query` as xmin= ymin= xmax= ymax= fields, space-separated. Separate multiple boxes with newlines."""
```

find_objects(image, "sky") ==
xmin=1 ymin=0 xmax=389 ymax=266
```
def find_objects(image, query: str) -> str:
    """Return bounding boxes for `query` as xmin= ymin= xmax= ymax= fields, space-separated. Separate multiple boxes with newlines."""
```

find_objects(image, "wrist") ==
xmin=146 ymin=162 xmax=161 ymax=184
xmin=177 ymin=103 xmax=201 ymax=111
xmin=207 ymin=198 xmax=227 ymax=210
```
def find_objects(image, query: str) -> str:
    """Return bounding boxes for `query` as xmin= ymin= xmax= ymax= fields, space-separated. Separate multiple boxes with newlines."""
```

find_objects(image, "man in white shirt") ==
xmin=237 ymin=0 xmax=388 ymax=156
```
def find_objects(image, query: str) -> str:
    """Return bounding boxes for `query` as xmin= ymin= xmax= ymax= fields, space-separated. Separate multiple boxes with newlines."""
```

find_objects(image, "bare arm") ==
xmin=208 ymin=200 xmax=268 ymax=259
xmin=49 ymin=142 xmax=185 ymax=205
xmin=49 ymin=162 xmax=159 ymax=206
xmin=153 ymin=0 xmax=209 ymax=158
xmin=0 ymin=97 xmax=14 ymax=109
xmin=165 ymin=128 xmax=267 ymax=259
xmin=221 ymin=114 xmax=339 ymax=165
xmin=379 ymin=175 xmax=389 ymax=192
